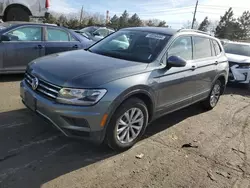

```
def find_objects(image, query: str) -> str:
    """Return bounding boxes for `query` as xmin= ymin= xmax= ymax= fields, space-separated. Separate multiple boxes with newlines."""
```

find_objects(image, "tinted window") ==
xmin=80 ymin=26 xmax=98 ymax=35
xmin=47 ymin=28 xmax=69 ymax=41
xmin=7 ymin=26 xmax=42 ymax=41
xmin=193 ymin=37 xmax=212 ymax=59
xmin=89 ymin=30 xmax=171 ymax=63
xmin=168 ymin=36 xmax=192 ymax=60
xmin=94 ymin=28 xmax=109 ymax=37
xmin=213 ymin=40 xmax=221 ymax=56
xmin=224 ymin=43 xmax=250 ymax=57
xmin=108 ymin=29 xmax=115 ymax=34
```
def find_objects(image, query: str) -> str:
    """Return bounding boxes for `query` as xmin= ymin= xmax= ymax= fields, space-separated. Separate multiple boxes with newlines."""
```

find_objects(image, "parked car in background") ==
xmin=0 ymin=22 xmax=94 ymax=74
xmin=21 ymin=27 xmax=229 ymax=151
xmin=223 ymin=41 xmax=250 ymax=85
xmin=75 ymin=26 xmax=115 ymax=42
xmin=0 ymin=0 xmax=50 ymax=21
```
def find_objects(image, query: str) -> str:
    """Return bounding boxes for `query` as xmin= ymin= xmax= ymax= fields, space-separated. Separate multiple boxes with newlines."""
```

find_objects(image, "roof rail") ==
xmin=177 ymin=29 xmax=211 ymax=36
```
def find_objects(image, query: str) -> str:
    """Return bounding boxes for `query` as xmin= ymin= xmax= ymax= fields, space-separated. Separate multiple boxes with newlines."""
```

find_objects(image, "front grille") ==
xmin=25 ymin=73 xmax=61 ymax=99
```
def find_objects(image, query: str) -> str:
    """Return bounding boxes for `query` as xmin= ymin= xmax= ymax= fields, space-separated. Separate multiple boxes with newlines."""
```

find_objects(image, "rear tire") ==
xmin=202 ymin=80 xmax=222 ymax=110
xmin=106 ymin=98 xmax=148 ymax=151
xmin=5 ymin=7 xmax=30 ymax=22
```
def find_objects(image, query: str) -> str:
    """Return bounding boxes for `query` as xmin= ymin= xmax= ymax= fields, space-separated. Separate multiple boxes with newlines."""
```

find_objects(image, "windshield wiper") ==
xmin=84 ymin=48 xmax=92 ymax=52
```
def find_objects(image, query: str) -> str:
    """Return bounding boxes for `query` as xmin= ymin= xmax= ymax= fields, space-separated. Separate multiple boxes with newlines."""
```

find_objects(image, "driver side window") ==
xmin=168 ymin=36 xmax=192 ymax=61
xmin=6 ymin=27 xmax=42 ymax=41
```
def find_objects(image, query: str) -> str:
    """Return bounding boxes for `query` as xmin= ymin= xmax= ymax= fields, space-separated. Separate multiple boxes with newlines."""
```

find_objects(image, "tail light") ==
xmin=45 ymin=0 xmax=49 ymax=8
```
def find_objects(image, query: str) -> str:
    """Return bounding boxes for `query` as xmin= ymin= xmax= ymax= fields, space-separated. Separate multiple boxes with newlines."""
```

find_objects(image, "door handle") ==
xmin=215 ymin=61 xmax=219 ymax=65
xmin=191 ymin=65 xmax=196 ymax=71
xmin=34 ymin=45 xmax=44 ymax=49
xmin=72 ymin=45 xmax=79 ymax=49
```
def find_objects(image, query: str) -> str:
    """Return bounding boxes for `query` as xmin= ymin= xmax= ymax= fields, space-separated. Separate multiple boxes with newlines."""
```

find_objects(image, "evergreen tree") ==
xmin=108 ymin=14 xmax=119 ymax=30
xmin=87 ymin=17 xmax=94 ymax=26
xmin=198 ymin=17 xmax=210 ymax=31
xmin=215 ymin=7 xmax=242 ymax=40
xmin=119 ymin=10 xmax=129 ymax=28
xmin=128 ymin=13 xmax=142 ymax=27
xmin=237 ymin=11 xmax=250 ymax=39
xmin=158 ymin=21 xmax=167 ymax=27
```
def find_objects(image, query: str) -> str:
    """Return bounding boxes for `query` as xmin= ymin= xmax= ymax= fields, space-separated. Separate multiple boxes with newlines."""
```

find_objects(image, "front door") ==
xmin=155 ymin=36 xmax=197 ymax=116
xmin=3 ymin=26 xmax=44 ymax=72
xmin=44 ymin=27 xmax=81 ymax=55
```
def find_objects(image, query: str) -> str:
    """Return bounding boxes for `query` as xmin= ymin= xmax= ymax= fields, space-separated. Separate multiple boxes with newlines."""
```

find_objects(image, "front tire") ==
xmin=106 ymin=98 xmax=149 ymax=151
xmin=202 ymin=80 xmax=222 ymax=110
xmin=5 ymin=7 xmax=30 ymax=22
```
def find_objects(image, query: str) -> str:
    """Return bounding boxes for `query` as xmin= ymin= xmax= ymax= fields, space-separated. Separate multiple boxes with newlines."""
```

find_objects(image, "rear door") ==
xmin=2 ymin=25 xmax=44 ymax=71
xmin=44 ymin=27 xmax=81 ymax=55
xmin=192 ymin=36 xmax=218 ymax=102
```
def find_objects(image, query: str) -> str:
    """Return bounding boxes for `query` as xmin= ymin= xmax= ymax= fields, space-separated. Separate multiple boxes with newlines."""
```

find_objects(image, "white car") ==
xmin=0 ymin=0 xmax=49 ymax=21
xmin=224 ymin=41 xmax=250 ymax=85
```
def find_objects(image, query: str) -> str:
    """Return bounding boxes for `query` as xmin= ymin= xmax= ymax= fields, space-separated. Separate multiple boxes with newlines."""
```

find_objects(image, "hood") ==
xmin=27 ymin=50 xmax=148 ymax=88
xmin=226 ymin=53 xmax=250 ymax=64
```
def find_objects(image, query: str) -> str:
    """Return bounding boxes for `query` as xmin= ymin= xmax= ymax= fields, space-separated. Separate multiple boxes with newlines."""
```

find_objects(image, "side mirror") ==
xmin=0 ymin=34 xmax=19 ymax=42
xmin=167 ymin=55 xmax=187 ymax=68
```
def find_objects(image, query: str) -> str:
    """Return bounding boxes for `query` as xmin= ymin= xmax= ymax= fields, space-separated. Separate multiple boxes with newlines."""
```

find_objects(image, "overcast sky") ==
xmin=50 ymin=0 xmax=250 ymax=28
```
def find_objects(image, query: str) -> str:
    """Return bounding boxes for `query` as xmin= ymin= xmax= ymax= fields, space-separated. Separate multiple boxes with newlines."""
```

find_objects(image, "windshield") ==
xmin=80 ymin=26 xmax=98 ymax=35
xmin=224 ymin=43 xmax=250 ymax=57
xmin=89 ymin=30 xmax=171 ymax=63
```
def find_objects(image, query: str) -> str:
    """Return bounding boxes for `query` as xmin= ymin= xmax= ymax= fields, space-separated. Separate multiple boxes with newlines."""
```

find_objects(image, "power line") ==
xmin=199 ymin=5 xmax=247 ymax=11
xmin=135 ymin=1 xmax=183 ymax=7
xmin=198 ymin=4 xmax=249 ymax=10
xmin=197 ymin=11 xmax=242 ymax=17
xmin=136 ymin=11 xmax=193 ymax=16
xmin=110 ymin=6 xmax=194 ymax=15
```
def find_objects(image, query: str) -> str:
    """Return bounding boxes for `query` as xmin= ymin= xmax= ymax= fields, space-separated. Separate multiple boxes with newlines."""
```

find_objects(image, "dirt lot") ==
xmin=0 ymin=74 xmax=250 ymax=188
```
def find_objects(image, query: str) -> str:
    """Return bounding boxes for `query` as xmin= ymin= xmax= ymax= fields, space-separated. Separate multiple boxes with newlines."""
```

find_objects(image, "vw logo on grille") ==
xmin=31 ymin=77 xmax=39 ymax=90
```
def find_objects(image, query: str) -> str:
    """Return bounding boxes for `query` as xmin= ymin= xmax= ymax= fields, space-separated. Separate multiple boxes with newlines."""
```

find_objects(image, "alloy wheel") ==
xmin=116 ymin=108 xmax=144 ymax=144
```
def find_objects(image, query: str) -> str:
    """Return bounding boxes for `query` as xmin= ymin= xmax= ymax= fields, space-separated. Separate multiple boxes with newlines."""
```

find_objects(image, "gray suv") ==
xmin=20 ymin=27 xmax=229 ymax=151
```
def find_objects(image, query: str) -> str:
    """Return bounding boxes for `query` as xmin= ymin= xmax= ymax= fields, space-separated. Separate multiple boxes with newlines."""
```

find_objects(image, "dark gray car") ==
xmin=20 ymin=27 xmax=229 ymax=151
xmin=0 ymin=22 xmax=94 ymax=74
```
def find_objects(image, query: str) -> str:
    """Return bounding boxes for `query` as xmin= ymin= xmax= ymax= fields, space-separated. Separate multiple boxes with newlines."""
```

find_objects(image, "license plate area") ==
xmin=24 ymin=91 xmax=36 ymax=111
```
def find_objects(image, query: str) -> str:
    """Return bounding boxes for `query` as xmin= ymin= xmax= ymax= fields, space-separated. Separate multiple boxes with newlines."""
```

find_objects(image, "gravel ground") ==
xmin=0 ymin=74 xmax=250 ymax=188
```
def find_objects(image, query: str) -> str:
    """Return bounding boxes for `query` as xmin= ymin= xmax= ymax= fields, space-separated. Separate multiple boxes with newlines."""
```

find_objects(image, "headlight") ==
xmin=57 ymin=88 xmax=107 ymax=106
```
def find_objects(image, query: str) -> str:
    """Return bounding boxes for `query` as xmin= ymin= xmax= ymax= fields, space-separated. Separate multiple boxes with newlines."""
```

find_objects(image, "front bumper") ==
xmin=20 ymin=80 xmax=109 ymax=144
xmin=229 ymin=65 xmax=250 ymax=84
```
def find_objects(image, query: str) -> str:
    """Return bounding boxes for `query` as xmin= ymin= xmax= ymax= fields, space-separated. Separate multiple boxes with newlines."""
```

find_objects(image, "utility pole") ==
xmin=191 ymin=0 xmax=198 ymax=29
xmin=80 ymin=6 xmax=83 ymax=23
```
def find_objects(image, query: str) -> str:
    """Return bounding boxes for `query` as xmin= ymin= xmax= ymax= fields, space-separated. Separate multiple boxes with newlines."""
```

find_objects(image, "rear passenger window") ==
xmin=168 ymin=36 xmax=192 ymax=61
xmin=193 ymin=37 xmax=212 ymax=59
xmin=47 ymin=28 xmax=69 ymax=41
xmin=213 ymin=40 xmax=221 ymax=56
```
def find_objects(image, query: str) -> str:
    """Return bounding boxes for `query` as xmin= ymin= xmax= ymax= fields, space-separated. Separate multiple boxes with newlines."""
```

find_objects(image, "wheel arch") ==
xmin=3 ymin=4 xmax=32 ymax=21
xmin=213 ymin=73 xmax=227 ymax=94
xmin=106 ymin=86 xmax=156 ymax=128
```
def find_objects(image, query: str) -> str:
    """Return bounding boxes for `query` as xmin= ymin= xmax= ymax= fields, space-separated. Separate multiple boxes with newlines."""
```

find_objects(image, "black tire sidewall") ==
xmin=209 ymin=80 xmax=222 ymax=108
xmin=106 ymin=98 xmax=148 ymax=151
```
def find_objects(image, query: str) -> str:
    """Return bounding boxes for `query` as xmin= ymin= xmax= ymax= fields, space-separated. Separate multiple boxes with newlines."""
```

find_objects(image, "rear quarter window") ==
xmin=212 ymin=40 xmax=222 ymax=56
